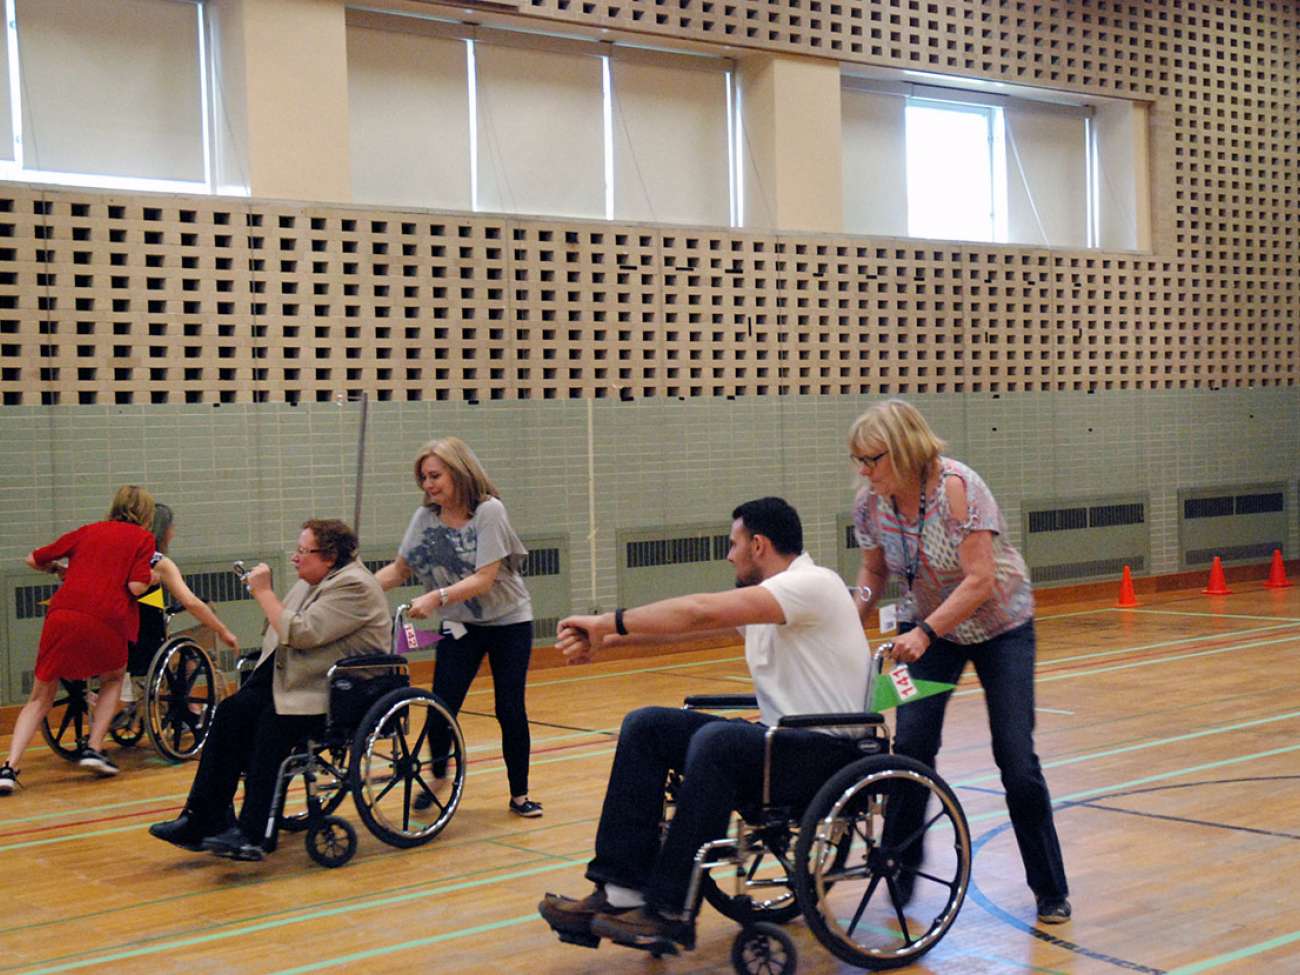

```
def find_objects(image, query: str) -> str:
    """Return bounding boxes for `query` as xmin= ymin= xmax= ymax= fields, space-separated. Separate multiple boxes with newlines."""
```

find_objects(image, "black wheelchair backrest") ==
xmin=326 ymin=653 xmax=411 ymax=734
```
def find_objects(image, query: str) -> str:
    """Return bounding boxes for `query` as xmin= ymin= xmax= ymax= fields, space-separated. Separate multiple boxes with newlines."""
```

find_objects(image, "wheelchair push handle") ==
xmin=393 ymin=603 xmax=412 ymax=654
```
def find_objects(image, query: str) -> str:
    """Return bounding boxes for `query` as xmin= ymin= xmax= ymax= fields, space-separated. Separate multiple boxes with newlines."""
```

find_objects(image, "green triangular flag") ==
xmin=869 ymin=663 xmax=956 ymax=711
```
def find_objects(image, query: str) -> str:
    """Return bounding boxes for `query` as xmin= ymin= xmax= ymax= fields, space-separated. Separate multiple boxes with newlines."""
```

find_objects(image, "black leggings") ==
xmin=431 ymin=620 xmax=534 ymax=797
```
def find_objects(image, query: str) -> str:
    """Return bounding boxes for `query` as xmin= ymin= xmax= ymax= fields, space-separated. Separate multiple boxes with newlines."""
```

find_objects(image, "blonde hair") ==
xmin=848 ymin=399 xmax=947 ymax=488
xmin=107 ymin=484 xmax=156 ymax=528
xmin=412 ymin=436 xmax=499 ymax=513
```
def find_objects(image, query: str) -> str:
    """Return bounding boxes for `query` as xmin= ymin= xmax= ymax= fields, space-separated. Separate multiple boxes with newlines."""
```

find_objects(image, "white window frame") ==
xmin=904 ymin=96 xmax=1008 ymax=244
xmin=0 ymin=0 xmax=217 ymax=194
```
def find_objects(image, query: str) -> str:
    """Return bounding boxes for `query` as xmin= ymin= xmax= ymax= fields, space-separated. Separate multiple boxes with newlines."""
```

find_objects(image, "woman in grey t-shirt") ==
xmin=375 ymin=436 xmax=541 ymax=817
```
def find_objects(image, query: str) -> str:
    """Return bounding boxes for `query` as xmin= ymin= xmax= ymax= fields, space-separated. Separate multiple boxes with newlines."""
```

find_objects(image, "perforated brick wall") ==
xmin=0 ymin=0 xmax=1295 ymax=406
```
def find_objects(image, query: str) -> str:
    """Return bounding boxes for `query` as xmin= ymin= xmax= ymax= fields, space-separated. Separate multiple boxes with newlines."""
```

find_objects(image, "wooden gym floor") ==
xmin=2 ymin=581 xmax=1298 ymax=975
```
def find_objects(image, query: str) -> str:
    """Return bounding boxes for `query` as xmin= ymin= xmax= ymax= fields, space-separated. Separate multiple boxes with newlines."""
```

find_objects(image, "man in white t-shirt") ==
xmin=539 ymin=497 xmax=872 ymax=955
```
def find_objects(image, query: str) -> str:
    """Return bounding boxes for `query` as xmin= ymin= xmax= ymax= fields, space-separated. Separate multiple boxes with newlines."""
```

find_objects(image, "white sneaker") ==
xmin=0 ymin=763 xmax=18 ymax=794
xmin=78 ymin=748 xmax=119 ymax=777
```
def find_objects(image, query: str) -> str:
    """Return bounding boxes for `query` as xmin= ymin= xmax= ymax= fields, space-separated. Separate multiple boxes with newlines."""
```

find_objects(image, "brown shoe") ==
xmin=538 ymin=886 xmax=633 ymax=939
xmin=590 ymin=906 xmax=695 ymax=954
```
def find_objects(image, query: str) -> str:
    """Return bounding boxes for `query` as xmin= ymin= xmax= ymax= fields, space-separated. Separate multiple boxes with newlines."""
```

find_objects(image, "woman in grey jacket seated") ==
xmin=149 ymin=518 xmax=390 ymax=861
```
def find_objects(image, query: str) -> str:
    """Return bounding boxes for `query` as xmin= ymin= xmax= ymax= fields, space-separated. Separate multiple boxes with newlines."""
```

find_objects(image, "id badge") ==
xmin=878 ymin=602 xmax=898 ymax=634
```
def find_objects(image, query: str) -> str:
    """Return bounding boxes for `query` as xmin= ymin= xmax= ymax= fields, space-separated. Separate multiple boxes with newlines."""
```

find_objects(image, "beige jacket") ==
xmin=256 ymin=559 xmax=391 ymax=715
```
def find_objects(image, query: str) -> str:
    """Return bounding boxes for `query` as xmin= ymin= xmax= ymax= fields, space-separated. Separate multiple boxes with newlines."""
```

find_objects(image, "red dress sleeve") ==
xmin=32 ymin=526 xmax=85 ymax=566
xmin=127 ymin=532 xmax=154 ymax=587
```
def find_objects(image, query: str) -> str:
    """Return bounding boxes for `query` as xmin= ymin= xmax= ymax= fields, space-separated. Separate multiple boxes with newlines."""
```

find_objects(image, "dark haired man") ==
xmin=540 ymin=497 xmax=871 ymax=953
xmin=149 ymin=519 xmax=389 ymax=861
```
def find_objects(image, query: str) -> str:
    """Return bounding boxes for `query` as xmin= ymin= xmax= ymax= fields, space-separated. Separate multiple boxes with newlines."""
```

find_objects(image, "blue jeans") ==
xmin=890 ymin=619 xmax=1069 ymax=899
xmin=585 ymin=706 xmax=864 ymax=915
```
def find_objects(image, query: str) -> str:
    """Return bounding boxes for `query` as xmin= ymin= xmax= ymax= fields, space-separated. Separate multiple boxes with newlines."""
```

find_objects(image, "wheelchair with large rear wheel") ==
xmin=41 ymin=601 xmax=220 ymax=763
xmin=553 ymin=643 xmax=972 ymax=973
xmin=238 ymin=601 xmax=466 ymax=868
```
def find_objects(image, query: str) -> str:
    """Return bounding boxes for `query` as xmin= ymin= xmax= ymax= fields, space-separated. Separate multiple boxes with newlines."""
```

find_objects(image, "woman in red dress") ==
xmin=0 ymin=486 xmax=158 ymax=793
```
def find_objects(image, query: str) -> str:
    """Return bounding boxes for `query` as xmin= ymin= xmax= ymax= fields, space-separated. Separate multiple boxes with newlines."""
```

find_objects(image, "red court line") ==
xmin=0 ymin=734 xmax=615 ymax=841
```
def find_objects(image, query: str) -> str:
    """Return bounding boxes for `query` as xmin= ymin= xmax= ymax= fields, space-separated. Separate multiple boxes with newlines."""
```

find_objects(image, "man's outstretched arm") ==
xmin=557 ymin=586 xmax=784 ymax=664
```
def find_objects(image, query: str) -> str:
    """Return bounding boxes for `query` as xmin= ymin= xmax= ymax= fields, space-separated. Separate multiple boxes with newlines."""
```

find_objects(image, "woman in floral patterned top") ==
xmin=849 ymin=399 xmax=1071 ymax=926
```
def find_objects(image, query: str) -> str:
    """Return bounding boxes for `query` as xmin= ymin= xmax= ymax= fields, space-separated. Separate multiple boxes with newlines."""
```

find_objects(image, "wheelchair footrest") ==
xmin=554 ymin=930 xmax=601 ymax=950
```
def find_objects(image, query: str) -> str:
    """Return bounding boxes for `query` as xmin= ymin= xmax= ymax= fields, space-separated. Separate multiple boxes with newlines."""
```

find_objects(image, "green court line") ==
xmin=13 ymin=736 xmax=1300 ymax=973
xmin=946 ymin=631 xmax=1300 ymax=703
xmin=12 ymin=859 xmax=580 ymax=975
xmin=271 ymin=913 xmax=540 ymax=975
xmin=1036 ymin=632 xmax=1300 ymax=684
xmin=1 ymin=612 xmax=1285 ymax=830
xmin=955 ymin=708 xmax=1300 ymax=788
xmin=1163 ymin=929 xmax=1300 ymax=974
xmin=9 ymin=630 xmax=1297 ymax=855
xmin=1118 ymin=607 xmax=1300 ymax=624
xmin=963 ymin=740 xmax=1300 ymax=826
xmin=1043 ymin=620 xmax=1300 ymax=667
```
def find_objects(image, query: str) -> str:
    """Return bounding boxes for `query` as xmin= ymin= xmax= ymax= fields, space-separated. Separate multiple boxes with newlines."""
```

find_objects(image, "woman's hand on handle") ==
xmin=890 ymin=627 xmax=931 ymax=664
xmin=406 ymin=590 xmax=440 ymax=620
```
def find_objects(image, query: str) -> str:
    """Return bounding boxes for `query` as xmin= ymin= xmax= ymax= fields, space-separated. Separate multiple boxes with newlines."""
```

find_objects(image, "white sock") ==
xmin=604 ymin=883 xmax=645 ymax=909
xmin=120 ymin=680 xmax=136 ymax=704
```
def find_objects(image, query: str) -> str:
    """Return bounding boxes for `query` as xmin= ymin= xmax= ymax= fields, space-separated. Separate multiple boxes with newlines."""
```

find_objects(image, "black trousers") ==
xmin=430 ymin=620 xmax=533 ymax=797
xmin=184 ymin=661 xmax=324 ymax=844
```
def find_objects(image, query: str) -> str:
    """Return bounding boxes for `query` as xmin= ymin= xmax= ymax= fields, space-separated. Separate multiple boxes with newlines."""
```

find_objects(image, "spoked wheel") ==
xmin=281 ymin=745 xmax=350 ymax=833
xmin=731 ymin=922 xmax=797 ymax=975
xmin=41 ymin=679 xmax=93 ymax=761
xmin=792 ymin=755 xmax=971 ymax=970
xmin=702 ymin=820 xmax=802 ymax=925
xmin=305 ymin=815 xmax=357 ymax=868
xmin=349 ymin=687 xmax=466 ymax=848
xmin=109 ymin=698 xmax=145 ymax=747
xmin=145 ymin=637 xmax=218 ymax=761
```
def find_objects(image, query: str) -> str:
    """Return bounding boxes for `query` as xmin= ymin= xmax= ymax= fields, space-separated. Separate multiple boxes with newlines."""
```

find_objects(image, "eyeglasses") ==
xmin=293 ymin=547 xmax=322 ymax=557
xmin=850 ymin=449 xmax=888 ymax=472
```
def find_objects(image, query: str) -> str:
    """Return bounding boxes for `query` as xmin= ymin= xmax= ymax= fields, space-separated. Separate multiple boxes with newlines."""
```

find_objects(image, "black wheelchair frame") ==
xmin=558 ymin=644 xmax=972 ymax=974
xmin=41 ymin=602 xmax=220 ymax=763
xmin=236 ymin=599 xmax=467 ymax=868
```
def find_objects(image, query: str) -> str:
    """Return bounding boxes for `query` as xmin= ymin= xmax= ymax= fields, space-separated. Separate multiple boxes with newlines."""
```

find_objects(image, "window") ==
xmin=1 ymin=0 xmax=217 ymax=193
xmin=843 ymin=71 xmax=1146 ymax=251
xmin=904 ymin=99 xmax=1006 ymax=243
xmin=347 ymin=12 xmax=736 ymax=227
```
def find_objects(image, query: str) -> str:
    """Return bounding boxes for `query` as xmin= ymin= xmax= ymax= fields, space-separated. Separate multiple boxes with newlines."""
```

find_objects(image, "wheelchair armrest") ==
xmin=235 ymin=651 xmax=261 ymax=671
xmin=776 ymin=711 xmax=886 ymax=730
xmin=682 ymin=694 xmax=759 ymax=710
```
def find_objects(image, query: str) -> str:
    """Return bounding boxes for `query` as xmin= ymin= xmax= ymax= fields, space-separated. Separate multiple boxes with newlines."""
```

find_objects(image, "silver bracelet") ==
xmin=439 ymin=587 xmax=449 ymax=605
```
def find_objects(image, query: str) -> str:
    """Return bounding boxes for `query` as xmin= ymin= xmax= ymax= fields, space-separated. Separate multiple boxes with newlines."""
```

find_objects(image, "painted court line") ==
xmin=7 ymin=630 xmax=1296 ymax=853
xmin=1117 ymin=606 xmax=1300 ymax=623
xmin=13 ymin=860 xmax=578 ymax=975
xmin=18 ymin=730 xmax=1298 ymax=973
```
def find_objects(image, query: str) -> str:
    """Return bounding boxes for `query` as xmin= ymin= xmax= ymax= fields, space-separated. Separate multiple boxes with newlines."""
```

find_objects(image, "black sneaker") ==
xmin=509 ymin=797 xmax=543 ymax=818
xmin=201 ymin=826 xmax=266 ymax=862
xmin=1036 ymin=896 xmax=1072 ymax=924
xmin=148 ymin=812 xmax=209 ymax=852
xmin=0 ymin=763 xmax=17 ymax=795
xmin=78 ymin=747 xmax=119 ymax=777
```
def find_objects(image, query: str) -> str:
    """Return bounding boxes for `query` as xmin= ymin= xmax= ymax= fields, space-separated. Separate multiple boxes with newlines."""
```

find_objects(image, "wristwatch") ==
xmin=916 ymin=619 xmax=939 ymax=644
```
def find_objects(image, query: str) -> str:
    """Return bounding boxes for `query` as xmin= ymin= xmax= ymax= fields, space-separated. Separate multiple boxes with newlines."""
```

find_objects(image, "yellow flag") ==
xmin=139 ymin=587 xmax=165 ymax=609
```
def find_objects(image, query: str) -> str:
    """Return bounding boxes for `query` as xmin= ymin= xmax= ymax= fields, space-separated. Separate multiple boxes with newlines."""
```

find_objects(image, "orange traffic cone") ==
xmin=1264 ymin=549 xmax=1293 ymax=589
xmin=1115 ymin=565 xmax=1140 ymax=607
xmin=1202 ymin=556 xmax=1232 ymax=595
